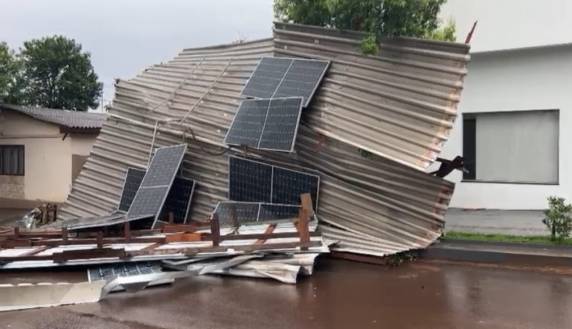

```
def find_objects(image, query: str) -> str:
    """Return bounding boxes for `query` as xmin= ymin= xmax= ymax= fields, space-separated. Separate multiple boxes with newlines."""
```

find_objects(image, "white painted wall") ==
xmin=441 ymin=0 xmax=572 ymax=52
xmin=0 ymin=111 xmax=98 ymax=202
xmin=440 ymin=44 xmax=572 ymax=209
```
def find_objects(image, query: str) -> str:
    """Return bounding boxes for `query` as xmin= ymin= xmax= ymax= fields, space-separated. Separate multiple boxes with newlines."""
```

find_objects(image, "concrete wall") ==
xmin=439 ymin=44 xmax=572 ymax=209
xmin=0 ymin=111 xmax=97 ymax=202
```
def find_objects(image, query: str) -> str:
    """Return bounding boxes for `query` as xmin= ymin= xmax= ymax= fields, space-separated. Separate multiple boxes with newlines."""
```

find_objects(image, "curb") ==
xmin=421 ymin=239 xmax=572 ymax=268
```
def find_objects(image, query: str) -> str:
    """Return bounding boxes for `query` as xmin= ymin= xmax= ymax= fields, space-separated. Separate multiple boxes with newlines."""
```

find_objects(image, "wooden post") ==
xmin=300 ymin=193 xmax=314 ymax=217
xmin=62 ymin=226 xmax=68 ymax=245
xmin=52 ymin=204 xmax=58 ymax=223
xmin=124 ymin=221 xmax=131 ymax=241
xmin=41 ymin=204 xmax=47 ymax=225
xmin=297 ymin=194 xmax=312 ymax=251
xmin=168 ymin=212 xmax=175 ymax=224
xmin=96 ymin=231 xmax=103 ymax=249
xmin=210 ymin=214 xmax=220 ymax=247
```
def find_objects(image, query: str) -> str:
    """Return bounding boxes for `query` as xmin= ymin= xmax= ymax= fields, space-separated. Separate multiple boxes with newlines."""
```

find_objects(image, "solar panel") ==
xmin=118 ymin=168 xmax=145 ymax=212
xmin=160 ymin=176 xmax=196 ymax=224
xmin=241 ymin=57 xmax=330 ymax=107
xmin=127 ymin=144 xmax=187 ymax=228
xmin=224 ymin=99 xmax=270 ymax=149
xmin=273 ymin=59 xmax=330 ymax=107
xmin=272 ymin=167 xmax=320 ymax=211
xmin=214 ymin=201 xmax=301 ymax=226
xmin=241 ymin=57 xmax=292 ymax=99
xmin=127 ymin=186 xmax=171 ymax=219
xmin=228 ymin=157 xmax=320 ymax=211
xmin=229 ymin=156 xmax=272 ymax=202
xmin=258 ymin=97 xmax=303 ymax=151
xmin=88 ymin=262 xmax=161 ymax=282
xmin=119 ymin=168 xmax=196 ymax=224
xmin=140 ymin=144 xmax=187 ymax=187
xmin=224 ymin=97 xmax=303 ymax=152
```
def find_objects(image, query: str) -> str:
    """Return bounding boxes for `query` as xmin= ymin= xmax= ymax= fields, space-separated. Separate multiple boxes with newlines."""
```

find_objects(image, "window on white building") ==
xmin=463 ymin=110 xmax=559 ymax=184
xmin=0 ymin=145 xmax=25 ymax=176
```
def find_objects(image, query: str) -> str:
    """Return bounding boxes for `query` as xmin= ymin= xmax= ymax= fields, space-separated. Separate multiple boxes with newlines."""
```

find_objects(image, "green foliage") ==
xmin=444 ymin=231 xmax=572 ymax=246
xmin=426 ymin=18 xmax=456 ymax=41
xmin=543 ymin=196 xmax=572 ymax=241
xmin=360 ymin=33 xmax=379 ymax=55
xmin=385 ymin=250 xmax=418 ymax=266
xmin=18 ymin=36 xmax=102 ymax=111
xmin=275 ymin=0 xmax=456 ymax=49
xmin=0 ymin=42 xmax=23 ymax=103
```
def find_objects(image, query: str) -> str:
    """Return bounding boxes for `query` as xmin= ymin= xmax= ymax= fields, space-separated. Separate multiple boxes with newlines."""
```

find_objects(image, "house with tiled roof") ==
xmin=0 ymin=104 xmax=107 ymax=202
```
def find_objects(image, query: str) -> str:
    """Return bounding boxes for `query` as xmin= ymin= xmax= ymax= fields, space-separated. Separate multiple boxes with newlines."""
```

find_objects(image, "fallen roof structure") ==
xmin=57 ymin=22 xmax=469 ymax=257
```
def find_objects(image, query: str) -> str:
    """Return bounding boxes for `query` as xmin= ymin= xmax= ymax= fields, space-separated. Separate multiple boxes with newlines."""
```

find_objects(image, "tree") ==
xmin=0 ymin=42 xmax=22 ymax=103
xmin=275 ymin=0 xmax=456 ymax=47
xmin=19 ymin=36 xmax=102 ymax=111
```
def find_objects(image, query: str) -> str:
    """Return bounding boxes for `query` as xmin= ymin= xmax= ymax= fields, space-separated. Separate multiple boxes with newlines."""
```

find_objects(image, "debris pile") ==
xmin=0 ymin=22 xmax=469 ymax=311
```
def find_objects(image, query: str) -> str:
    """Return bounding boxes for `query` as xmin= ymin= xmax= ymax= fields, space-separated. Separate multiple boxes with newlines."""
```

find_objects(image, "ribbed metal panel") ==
xmin=274 ymin=22 xmax=470 ymax=170
xmin=59 ymin=24 xmax=468 ymax=257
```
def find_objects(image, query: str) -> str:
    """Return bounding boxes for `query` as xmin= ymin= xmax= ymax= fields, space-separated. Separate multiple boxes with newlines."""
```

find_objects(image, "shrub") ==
xmin=542 ymin=196 xmax=572 ymax=241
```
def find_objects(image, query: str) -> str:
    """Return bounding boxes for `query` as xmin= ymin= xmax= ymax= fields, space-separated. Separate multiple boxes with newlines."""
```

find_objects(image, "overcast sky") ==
xmin=0 ymin=0 xmax=274 ymax=108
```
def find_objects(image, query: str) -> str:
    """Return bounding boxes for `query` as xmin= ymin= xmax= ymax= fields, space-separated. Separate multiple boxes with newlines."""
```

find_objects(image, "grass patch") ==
xmin=444 ymin=231 xmax=572 ymax=246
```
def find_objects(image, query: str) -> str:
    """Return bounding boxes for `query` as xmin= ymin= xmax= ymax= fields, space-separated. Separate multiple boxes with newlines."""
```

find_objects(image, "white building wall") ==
xmin=0 ymin=111 xmax=72 ymax=202
xmin=440 ymin=44 xmax=572 ymax=209
xmin=441 ymin=0 xmax=572 ymax=52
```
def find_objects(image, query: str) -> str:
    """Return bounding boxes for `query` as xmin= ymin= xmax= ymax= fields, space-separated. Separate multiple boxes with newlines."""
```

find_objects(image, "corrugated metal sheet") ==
xmin=273 ymin=22 xmax=470 ymax=170
xmin=59 ymin=23 xmax=469 ymax=257
xmin=0 ymin=104 xmax=107 ymax=129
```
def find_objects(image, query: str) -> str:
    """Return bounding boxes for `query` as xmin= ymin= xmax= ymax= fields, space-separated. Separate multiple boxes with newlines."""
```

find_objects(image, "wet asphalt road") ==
xmin=1 ymin=258 xmax=571 ymax=329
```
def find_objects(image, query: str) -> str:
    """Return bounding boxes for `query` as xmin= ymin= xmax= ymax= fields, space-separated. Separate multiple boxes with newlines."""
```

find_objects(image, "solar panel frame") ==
xmin=224 ymin=97 xmax=303 ymax=152
xmin=240 ymin=57 xmax=293 ymax=99
xmin=213 ymin=200 xmax=301 ymax=226
xmin=241 ymin=57 xmax=330 ymax=108
xmin=119 ymin=168 xmax=196 ymax=224
xmin=272 ymin=59 xmax=331 ymax=108
xmin=126 ymin=144 xmax=187 ymax=229
xmin=258 ymin=97 xmax=304 ymax=152
xmin=228 ymin=156 xmax=321 ymax=211
xmin=223 ymin=99 xmax=270 ymax=149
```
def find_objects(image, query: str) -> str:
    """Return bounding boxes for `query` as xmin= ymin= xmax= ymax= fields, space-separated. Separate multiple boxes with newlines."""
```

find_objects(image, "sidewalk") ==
xmin=445 ymin=208 xmax=548 ymax=236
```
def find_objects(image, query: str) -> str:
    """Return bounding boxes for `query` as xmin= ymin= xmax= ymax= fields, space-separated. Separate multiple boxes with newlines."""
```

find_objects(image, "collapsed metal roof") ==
xmin=0 ymin=104 xmax=108 ymax=130
xmin=58 ymin=22 xmax=469 ymax=257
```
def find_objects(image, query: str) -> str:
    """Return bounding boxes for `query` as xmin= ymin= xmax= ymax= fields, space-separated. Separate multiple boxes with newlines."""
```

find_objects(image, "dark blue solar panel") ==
xmin=273 ymin=60 xmax=330 ymax=107
xmin=228 ymin=157 xmax=320 ymax=211
xmin=241 ymin=57 xmax=329 ymax=107
xmin=229 ymin=157 xmax=272 ymax=202
xmin=141 ymin=144 xmax=187 ymax=187
xmin=258 ymin=97 xmax=303 ymax=151
xmin=127 ymin=144 xmax=187 ymax=228
xmin=225 ymin=97 xmax=303 ymax=152
xmin=160 ymin=176 xmax=195 ymax=224
xmin=118 ymin=168 xmax=145 ymax=212
xmin=272 ymin=167 xmax=319 ymax=210
xmin=224 ymin=99 xmax=270 ymax=148
xmin=241 ymin=57 xmax=292 ymax=99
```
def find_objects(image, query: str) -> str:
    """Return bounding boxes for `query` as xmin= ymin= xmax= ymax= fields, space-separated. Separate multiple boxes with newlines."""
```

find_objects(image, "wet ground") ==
xmin=1 ymin=258 xmax=572 ymax=329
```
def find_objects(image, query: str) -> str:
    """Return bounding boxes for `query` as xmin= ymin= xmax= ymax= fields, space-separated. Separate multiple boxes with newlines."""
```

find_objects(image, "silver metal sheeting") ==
xmin=58 ymin=22 xmax=467 ymax=257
